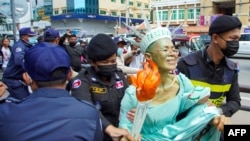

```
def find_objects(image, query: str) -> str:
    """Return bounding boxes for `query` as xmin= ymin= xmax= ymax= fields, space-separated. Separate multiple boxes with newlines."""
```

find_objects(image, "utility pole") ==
xmin=11 ymin=0 xmax=17 ymax=42
xmin=125 ymin=0 xmax=129 ymax=26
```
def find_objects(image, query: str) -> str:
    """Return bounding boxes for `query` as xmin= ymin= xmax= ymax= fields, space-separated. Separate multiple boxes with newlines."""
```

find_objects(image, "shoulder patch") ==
xmin=72 ymin=79 xmax=81 ymax=88
xmin=225 ymin=58 xmax=237 ymax=71
xmin=15 ymin=47 xmax=22 ymax=52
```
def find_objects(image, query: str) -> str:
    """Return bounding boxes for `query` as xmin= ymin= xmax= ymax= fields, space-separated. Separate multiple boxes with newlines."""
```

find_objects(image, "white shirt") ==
xmin=1 ymin=47 xmax=11 ymax=68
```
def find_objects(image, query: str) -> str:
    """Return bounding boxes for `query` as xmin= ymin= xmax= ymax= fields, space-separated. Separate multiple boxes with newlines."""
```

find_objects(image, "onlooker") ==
xmin=128 ymin=36 xmax=144 ymax=69
xmin=177 ymin=15 xmax=242 ymax=117
xmin=0 ymin=44 xmax=103 ymax=141
xmin=79 ymin=39 xmax=88 ymax=64
xmin=70 ymin=34 xmax=130 ymax=141
xmin=0 ymin=37 xmax=12 ymax=72
xmin=2 ymin=27 xmax=36 ymax=100
xmin=114 ymin=36 xmax=139 ymax=75
xmin=64 ymin=34 xmax=85 ymax=72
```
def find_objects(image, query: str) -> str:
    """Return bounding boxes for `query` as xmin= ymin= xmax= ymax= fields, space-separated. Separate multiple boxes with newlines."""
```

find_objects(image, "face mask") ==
xmin=117 ymin=48 xmax=124 ymax=56
xmin=219 ymin=36 xmax=239 ymax=57
xmin=28 ymin=37 xmax=37 ymax=45
xmin=69 ymin=42 xmax=77 ymax=46
xmin=96 ymin=64 xmax=117 ymax=77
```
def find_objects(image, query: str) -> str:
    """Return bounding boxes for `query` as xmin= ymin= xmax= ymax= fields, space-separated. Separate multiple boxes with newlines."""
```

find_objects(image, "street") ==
xmin=230 ymin=57 xmax=250 ymax=124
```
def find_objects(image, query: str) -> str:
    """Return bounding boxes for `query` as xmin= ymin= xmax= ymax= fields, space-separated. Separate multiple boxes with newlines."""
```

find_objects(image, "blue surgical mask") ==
xmin=117 ymin=48 xmax=124 ymax=56
xmin=28 ymin=37 xmax=37 ymax=45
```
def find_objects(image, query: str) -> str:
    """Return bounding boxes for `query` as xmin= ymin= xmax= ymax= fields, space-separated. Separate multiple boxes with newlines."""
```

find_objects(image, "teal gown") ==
xmin=119 ymin=73 xmax=221 ymax=141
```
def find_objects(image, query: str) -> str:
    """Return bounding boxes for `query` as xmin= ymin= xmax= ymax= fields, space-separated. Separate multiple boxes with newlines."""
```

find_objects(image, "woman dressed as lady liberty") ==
xmin=119 ymin=9 xmax=229 ymax=141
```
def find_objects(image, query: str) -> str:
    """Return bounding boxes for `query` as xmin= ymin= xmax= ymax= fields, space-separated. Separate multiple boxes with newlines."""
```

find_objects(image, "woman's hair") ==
xmin=1 ymin=37 xmax=10 ymax=44
xmin=35 ymin=67 xmax=69 ymax=87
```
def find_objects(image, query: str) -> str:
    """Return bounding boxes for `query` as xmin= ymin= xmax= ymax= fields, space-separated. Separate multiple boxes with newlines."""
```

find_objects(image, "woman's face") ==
xmin=2 ymin=39 xmax=10 ymax=46
xmin=147 ymin=38 xmax=179 ymax=71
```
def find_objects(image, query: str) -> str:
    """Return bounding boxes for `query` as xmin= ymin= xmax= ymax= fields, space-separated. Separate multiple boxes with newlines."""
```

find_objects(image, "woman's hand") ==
xmin=105 ymin=125 xmax=129 ymax=141
xmin=212 ymin=115 xmax=231 ymax=132
xmin=120 ymin=134 xmax=141 ymax=141
xmin=127 ymin=108 xmax=136 ymax=122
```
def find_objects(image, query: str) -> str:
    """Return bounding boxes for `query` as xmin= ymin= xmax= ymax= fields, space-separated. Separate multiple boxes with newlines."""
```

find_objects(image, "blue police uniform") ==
xmin=2 ymin=39 xmax=32 ymax=100
xmin=0 ymin=88 xmax=103 ymax=141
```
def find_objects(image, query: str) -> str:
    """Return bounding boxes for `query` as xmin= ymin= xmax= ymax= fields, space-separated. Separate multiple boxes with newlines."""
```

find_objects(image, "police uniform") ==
xmin=177 ymin=48 xmax=241 ymax=117
xmin=2 ymin=39 xmax=32 ymax=100
xmin=71 ymin=67 xmax=129 ymax=141
xmin=0 ymin=88 xmax=103 ymax=141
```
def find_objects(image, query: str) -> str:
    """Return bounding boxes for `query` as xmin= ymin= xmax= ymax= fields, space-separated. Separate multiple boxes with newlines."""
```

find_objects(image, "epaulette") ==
xmin=183 ymin=53 xmax=198 ymax=66
xmin=5 ymin=97 xmax=22 ymax=104
xmin=225 ymin=58 xmax=240 ymax=73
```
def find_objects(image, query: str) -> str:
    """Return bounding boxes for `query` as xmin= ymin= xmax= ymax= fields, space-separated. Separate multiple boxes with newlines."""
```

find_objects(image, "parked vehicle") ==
xmin=172 ymin=34 xmax=205 ymax=58
xmin=232 ymin=33 xmax=250 ymax=58
xmin=200 ymin=34 xmax=211 ymax=47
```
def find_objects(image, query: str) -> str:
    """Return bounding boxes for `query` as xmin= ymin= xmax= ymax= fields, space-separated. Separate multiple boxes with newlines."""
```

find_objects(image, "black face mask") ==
xmin=218 ymin=36 xmax=239 ymax=57
xmin=96 ymin=64 xmax=117 ymax=77
xmin=69 ymin=42 xmax=77 ymax=47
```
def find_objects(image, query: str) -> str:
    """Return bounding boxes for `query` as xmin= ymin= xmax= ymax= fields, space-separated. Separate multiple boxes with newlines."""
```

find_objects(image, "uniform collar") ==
xmin=202 ymin=47 xmax=235 ymax=70
xmin=27 ymin=88 xmax=71 ymax=99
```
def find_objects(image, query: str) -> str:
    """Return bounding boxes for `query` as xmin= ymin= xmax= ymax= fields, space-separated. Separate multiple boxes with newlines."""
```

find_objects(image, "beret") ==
xmin=87 ymin=33 xmax=117 ymax=61
xmin=209 ymin=15 xmax=242 ymax=35
xmin=24 ymin=44 xmax=70 ymax=81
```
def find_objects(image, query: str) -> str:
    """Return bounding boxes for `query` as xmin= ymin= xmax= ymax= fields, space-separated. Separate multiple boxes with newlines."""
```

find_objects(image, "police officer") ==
xmin=2 ymin=27 xmax=36 ymax=100
xmin=70 ymin=34 xmax=129 ymax=141
xmin=177 ymin=15 xmax=241 ymax=118
xmin=0 ymin=44 xmax=103 ymax=140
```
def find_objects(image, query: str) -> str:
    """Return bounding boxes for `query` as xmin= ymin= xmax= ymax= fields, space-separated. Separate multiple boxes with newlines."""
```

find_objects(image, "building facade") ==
xmin=48 ymin=0 xmax=149 ymax=36
xmin=151 ymin=0 xmax=250 ymax=34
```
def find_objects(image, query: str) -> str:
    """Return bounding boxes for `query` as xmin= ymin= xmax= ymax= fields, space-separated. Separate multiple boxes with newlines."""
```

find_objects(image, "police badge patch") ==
xmin=72 ymin=79 xmax=81 ymax=88
xmin=15 ymin=47 xmax=22 ymax=52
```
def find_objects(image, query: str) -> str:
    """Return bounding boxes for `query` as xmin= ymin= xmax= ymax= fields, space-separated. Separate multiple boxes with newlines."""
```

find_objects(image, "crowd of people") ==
xmin=0 ymin=15 xmax=242 ymax=141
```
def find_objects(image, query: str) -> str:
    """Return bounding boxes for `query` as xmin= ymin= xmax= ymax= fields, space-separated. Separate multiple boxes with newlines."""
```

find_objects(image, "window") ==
xmin=171 ymin=9 xmax=177 ymax=20
xmin=121 ymin=0 xmax=125 ymax=4
xmin=137 ymin=14 xmax=142 ymax=18
xmin=54 ymin=10 xmax=59 ymax=15
xmin=158 ymin=10 xmax=168 ymax=20
xmin=111 ymin=0 xmax=116 ymax=2
xmin=100 ymin=10 xmax=106 ymax=15
xmin=196 ymin=9 xmax=200 ymax=18
xmin=137 ymin=2 xmax=141 ymax=7
xmin=62 ymin=9 xmax=67 ymax=14
xmin=121 ymin=12 xmax=126 ymax=17
xmin=111 ymin=11 xmax=117 ymax=16
xmin=129 ymin=14 xmax=133 ymax=17
xmin=188 ymin=9 xmax=195 ymax=19
xmin=129 ymin=1 xmax=133 ymax=6
xmin=178 ymin=9 xmax=185 ymax=20
xmin=145 ymin=4 xmax=148 ymax=8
